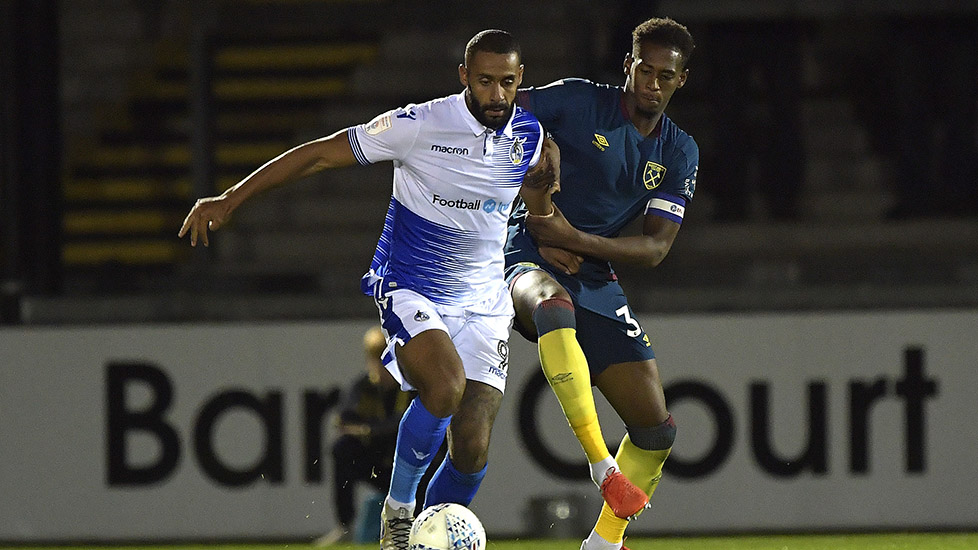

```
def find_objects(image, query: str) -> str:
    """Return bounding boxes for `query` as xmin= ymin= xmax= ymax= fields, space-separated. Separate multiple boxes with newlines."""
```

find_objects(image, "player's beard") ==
xmin=634 ymin=104 xmax=661 ymax=120
xmin=634 ymin=94 xmax=666 ymax=121
xmin=467 ymin=93 xmax=513 ymax=129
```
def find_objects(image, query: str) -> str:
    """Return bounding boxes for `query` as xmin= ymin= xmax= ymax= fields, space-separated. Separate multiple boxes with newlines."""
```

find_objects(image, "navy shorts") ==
xmin=504 ymin=260 xmax=656 ymax=376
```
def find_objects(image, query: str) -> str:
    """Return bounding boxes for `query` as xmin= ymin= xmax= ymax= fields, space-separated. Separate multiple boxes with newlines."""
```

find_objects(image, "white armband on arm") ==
xmin=645 ymin=192 xmax=686 ymax=224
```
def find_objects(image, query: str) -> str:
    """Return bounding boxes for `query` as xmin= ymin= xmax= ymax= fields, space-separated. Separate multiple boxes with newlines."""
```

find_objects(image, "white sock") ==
xmin=590 ymin=456 xmax=618 ymax=487
xmin=583 ymin=529 xmax=621 ymax=550
xmin=385 ymin=495 xmax=415 ymax=515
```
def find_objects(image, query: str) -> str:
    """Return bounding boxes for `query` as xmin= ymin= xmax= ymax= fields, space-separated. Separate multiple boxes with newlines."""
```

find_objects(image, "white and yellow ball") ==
xmin=408 ymin=503 xmax=486 ymax=550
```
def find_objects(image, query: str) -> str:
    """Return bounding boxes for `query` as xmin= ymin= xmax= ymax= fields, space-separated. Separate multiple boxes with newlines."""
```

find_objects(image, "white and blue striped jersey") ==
xmin=348 ymin=92 xmax=544 ymax=309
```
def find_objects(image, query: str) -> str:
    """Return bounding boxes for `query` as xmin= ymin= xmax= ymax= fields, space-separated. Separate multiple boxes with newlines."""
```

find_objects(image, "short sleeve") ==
xmin=661 ymin=133 xmax=698 ymax=202
xmin=527 ymin=120 xmax=545 ymax=168
xmin=645 ymin=134 xmax=698 ymax=224
xmin=348 ymin=106 xmax=423 ymax=165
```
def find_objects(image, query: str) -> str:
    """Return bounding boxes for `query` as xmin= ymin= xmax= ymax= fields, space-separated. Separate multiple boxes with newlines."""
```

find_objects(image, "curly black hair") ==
xmin=632 ymin=17 xmax=695 ymax=68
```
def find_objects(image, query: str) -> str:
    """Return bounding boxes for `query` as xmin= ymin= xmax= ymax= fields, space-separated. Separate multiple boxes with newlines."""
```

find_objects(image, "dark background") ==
xmin=2 ymin=0 xmax=977 ymax=325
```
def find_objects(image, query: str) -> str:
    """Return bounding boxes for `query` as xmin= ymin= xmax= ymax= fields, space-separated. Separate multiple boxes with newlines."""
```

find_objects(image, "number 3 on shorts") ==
xmin=615 ymin=305 xmax=653 ymax=347
xmin=615 ymin=305 xmax=641 ymax=337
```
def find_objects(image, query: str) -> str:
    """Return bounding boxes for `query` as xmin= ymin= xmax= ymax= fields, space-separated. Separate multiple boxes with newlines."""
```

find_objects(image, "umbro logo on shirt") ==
xmin=592 ymin=133 xmax=610 ymax=151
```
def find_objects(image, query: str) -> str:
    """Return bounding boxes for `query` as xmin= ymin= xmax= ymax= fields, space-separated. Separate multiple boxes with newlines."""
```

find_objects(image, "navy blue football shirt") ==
xmin=507 ymin=78 xmax=698 ymax=280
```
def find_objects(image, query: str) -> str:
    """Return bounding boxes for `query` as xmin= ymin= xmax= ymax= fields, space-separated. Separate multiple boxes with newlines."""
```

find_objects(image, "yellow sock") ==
xmin=593 ymin=503 xmax=628 ymax=545
xmin=593 ymin=434 xmax=672 ymax=544
xmin=616 ymin=433 xmax=671 ymax=496
xmin=537 ymin=328 xmax=609 ymax=464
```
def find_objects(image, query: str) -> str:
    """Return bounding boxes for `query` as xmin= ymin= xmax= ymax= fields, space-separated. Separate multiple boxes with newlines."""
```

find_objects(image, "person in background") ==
xmin=316 ymin=326 xmax=413 ymax=546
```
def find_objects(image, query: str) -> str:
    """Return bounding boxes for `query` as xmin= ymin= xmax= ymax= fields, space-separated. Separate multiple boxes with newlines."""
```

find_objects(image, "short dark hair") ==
xmin=464 ymin=29 xmax=521 ymax=67
xmin=632 ymin=17 xmax=695 ymax=67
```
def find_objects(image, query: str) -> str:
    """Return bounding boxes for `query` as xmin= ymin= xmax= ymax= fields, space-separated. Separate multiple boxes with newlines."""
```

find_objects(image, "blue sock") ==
xmin=389 ymin=397 xmax=451 ymax=505
xmin=424 ymin=456 xmax=487 ymax=507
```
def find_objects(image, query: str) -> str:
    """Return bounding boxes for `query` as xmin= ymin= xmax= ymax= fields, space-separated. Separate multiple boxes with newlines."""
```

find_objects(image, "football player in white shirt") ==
xmin=180 ymin=30 xmax=562 ymax=550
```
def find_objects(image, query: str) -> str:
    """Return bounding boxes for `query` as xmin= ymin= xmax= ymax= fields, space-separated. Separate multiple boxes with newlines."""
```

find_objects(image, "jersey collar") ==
xmin=618 ymin=88 xmax=664 ymax=139
xmin=454 ymin=91 xmax=516 ymax=138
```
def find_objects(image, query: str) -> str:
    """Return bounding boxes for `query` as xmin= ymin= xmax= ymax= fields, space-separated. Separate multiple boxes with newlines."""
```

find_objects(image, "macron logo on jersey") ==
xmin=431 ymin=143 xmax=469 ymax=156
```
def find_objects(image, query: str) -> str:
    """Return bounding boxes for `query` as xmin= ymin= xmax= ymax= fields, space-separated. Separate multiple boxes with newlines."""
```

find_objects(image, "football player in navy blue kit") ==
xmin=505 ymin=17 xmax=697 ymax=550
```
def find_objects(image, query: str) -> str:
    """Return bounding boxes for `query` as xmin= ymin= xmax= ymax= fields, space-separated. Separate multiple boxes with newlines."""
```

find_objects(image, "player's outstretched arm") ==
xmin=178 ymin=130 xmax=357 ymax=247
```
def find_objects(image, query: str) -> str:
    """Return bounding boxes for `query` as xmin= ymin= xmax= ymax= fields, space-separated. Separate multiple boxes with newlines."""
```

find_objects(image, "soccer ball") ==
xmin=408 ymin=502 xmax=486 ymax=550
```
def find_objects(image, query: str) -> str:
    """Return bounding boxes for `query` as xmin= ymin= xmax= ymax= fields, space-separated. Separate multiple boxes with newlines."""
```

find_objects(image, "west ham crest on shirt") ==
xmin=643 ymin=161 xmax=666 ymax=189
xmin=510 ymin=137 xmax=526 ymax=165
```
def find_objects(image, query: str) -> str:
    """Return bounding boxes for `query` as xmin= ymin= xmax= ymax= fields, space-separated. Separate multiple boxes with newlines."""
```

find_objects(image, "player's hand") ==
xmin=526 ymin=205 xmax=578 ymax=248
xmin=538 ymin=246 xmax=583 ymax=275
xmin=178 ymin=195 xmax=233 ymax=247
xmin=522 ymin=138 xmax=560 ymax=192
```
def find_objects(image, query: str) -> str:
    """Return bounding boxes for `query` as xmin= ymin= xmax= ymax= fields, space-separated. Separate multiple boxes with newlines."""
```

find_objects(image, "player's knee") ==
xmin=419 ymin=374 xmax=466 ymax=417
xmin=531 ymin=296 xmax=576 ymax=336
xmin=627 ymin=414 xmax=677 ymax=451
xmin=450 ymin=433 xmax=490 ymax=473
xmin=404 ymin=342 xmax=467 ymax=416
xmin=411 ymin=361 xmax=466 ymax=416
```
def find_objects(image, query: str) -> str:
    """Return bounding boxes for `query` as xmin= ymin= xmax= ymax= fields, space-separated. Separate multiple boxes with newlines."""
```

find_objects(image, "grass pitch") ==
xmin=9 ymin=533 xmax=978 ymax=550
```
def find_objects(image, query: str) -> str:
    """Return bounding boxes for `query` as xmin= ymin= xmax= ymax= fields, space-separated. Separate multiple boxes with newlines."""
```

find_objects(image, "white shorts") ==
xmin=372 ymin=284 xmax=514 ymax=394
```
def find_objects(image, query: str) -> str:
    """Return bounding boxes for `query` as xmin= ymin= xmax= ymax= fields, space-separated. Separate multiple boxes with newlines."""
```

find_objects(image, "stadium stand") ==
xmin=16 ymin=0 xmax=978 ymax=323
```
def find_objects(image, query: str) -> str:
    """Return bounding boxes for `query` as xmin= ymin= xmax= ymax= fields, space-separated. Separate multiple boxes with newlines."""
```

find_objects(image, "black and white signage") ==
xmin=1 ymin=311 xmax=975 ymax=541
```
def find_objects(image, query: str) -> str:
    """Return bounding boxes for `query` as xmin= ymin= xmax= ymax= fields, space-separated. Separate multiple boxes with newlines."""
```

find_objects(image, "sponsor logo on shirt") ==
xmin=431 ymin=194 xmax=510 ymax=215
xmin=431 ymin=144 xmax=469 ymax=156
xmin=684 ymin=165 xmax=698 ymax=197
xmin=482 ymin=199 xmax=511 ymax=215
xmin=432 ymin=194 xmax=481 ymax=210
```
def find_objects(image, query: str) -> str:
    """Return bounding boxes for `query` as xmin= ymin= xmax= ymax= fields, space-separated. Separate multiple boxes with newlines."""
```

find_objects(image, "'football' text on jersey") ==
xmin=350 ymin=93 xmax=544 ymax=308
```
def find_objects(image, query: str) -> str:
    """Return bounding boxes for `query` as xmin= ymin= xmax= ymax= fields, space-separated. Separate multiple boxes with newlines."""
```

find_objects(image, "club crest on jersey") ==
xmin=414 ymin=310 xmax=430 ymax=322
xmin=365 ymin=114 xmax=392 ymax=135
xmin=643 ymin=161 xmax=666 ymax=189
xmin=510 ymin=137 xmax=526 ymax=165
